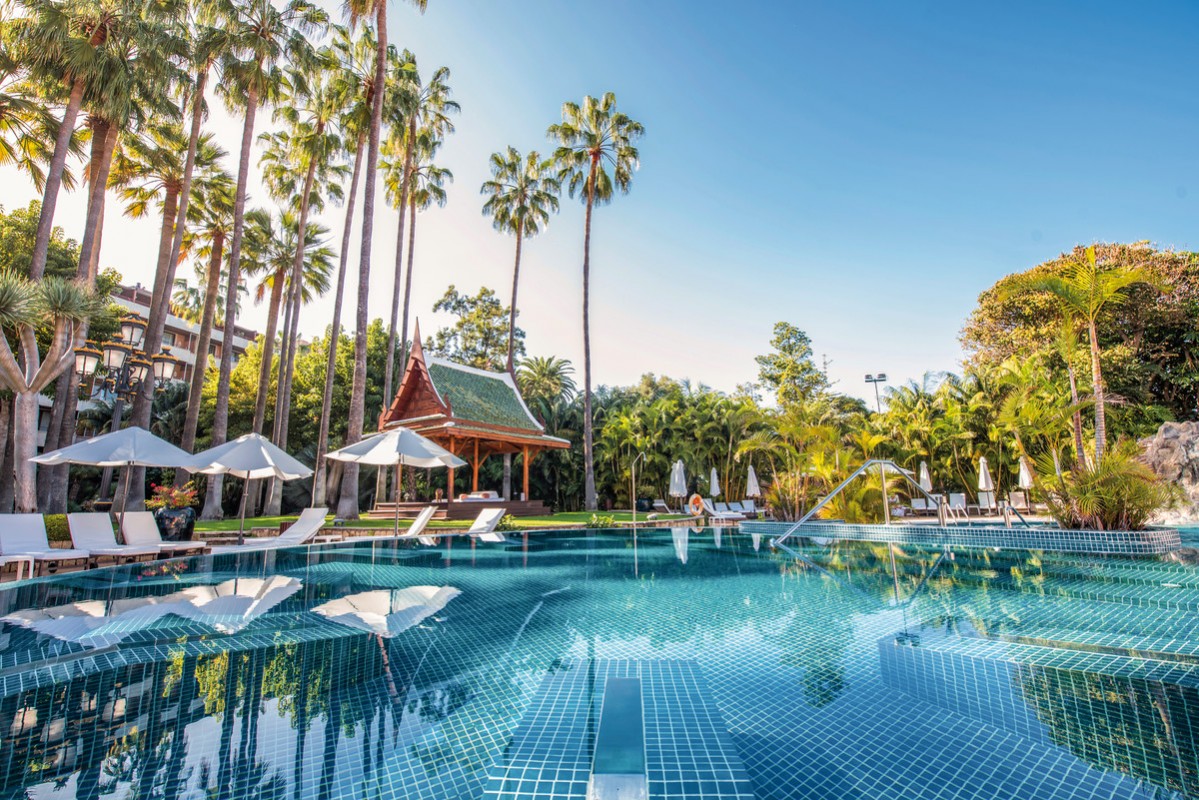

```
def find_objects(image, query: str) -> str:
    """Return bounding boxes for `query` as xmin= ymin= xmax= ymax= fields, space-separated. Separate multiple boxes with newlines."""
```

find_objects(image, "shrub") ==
xmin=146 ymin=482 xmax=198 ymax=511
xmin=496 ymin=514 xmax=520 ymax=532
xmin=1035 ymin=440 xmax=1178 ymax=530
xmin=44 ymin=514 xmax=70 ymax=543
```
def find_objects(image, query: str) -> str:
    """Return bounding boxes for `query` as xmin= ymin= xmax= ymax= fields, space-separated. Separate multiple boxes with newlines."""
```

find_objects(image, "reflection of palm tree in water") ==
xmin=771 ymin=579 xmax=857 ymax=708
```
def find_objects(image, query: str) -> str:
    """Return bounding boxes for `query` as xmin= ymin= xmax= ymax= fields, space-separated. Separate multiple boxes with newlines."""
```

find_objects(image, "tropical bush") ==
xmin=1035 ymin=441 xmax=1177 ymax=530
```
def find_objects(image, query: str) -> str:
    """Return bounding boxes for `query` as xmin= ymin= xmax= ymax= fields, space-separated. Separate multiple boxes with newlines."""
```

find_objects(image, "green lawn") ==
xmin=194 ymin=510 xmax=691 ymax=533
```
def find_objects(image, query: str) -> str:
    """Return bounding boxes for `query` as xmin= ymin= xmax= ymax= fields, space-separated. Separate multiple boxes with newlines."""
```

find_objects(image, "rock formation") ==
xmin=1141 ymin=421 xmax=1199 ymax=525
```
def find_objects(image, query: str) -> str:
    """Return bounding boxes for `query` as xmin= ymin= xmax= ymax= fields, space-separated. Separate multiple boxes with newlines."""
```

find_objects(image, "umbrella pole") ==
xmin=120 ymin=463 xmax=133 ymax=528
xmin=394 ymin=461 xmax=400 ymax=537
xmin=238 ymin=480 xmax=249 ymax=545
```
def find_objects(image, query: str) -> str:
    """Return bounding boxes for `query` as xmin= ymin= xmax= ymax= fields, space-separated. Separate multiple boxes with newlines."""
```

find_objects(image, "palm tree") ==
xmin=1014 ymin=246 xmax=1162 ymax=462
xmin=337 ymin=0 xmax=428 ymax=519
xmin=547 ymin=92 xmax=644 ymax=510
xmin=396 ymin=151 xmax=451 ymax=375
xmin=202 ymin=0 xmax=326 ymax=520
xmin=381 ymin=58 xmax=456 ymax=401
xmin=175 ymin=176 xmax=235 ymax=479
xmin=481 ymin=147 xmax=560 ymax=372
xmin=8 ymin=0 xmax=123 ymax=282
xmin=0 ymin=47 xmax=84 ymax=193
xmin=311 ymin=24 xmax=383 ymax=506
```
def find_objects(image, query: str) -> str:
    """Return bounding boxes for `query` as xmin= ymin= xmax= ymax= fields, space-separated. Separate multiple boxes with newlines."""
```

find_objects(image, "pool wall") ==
xmin=740 ymin=521 xmax=1182 ymax=555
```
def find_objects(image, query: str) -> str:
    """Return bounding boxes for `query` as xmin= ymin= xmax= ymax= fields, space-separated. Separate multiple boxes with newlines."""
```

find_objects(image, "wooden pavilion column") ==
xmin=522 ymin=445 xmax=530 ymax=501
xmin=472 ymin=439 xmax=479 ymax=492
xmin=447 ymin=465 xmax=455 ymax=500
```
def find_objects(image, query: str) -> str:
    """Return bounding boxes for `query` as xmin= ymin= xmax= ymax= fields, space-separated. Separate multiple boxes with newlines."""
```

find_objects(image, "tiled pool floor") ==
xmin=0 ymin=529 xmax=1196 ymax=799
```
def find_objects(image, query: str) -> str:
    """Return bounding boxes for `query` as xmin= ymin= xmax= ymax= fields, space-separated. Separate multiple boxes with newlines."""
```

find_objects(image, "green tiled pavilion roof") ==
xmin=426 ymin=359 xmax=541 ymax=432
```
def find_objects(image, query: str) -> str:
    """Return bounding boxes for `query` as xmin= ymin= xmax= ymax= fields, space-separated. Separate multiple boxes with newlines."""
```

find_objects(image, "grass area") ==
xmin=194 ymin=509 xmax=692 ymax=532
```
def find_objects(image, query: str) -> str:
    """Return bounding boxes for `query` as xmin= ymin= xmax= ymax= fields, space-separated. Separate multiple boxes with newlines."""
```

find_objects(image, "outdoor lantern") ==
xmin=151 ymin=348 xmax=180 ymax=383
xmin=128 ymin=355 xmax=151 ymax=387
xmin=120 ymin=313 xmax=146 ymax=348
xmin=102 ymin=341 xmax=131 ymax=372
xmin=74 ymin=343 xmax=102 ymax=378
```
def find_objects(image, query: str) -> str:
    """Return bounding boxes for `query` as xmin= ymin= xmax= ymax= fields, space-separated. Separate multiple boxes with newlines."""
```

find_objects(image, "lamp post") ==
xmin=864 ymin=373 xmax=887 ymax=413
xmin=74 ymin=312 xmax=181 ymax=500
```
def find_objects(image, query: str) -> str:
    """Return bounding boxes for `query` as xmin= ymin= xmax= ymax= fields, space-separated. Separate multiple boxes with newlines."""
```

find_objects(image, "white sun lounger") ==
xmin=468 ymin=508 xmax=507 ymax=542
xmin=68 ymin=513 xmax=158 ymax=563
xmin=396 ymin=505 xmax=440 ymax=546
xmin=702 ymin=498 xmax=745 ymax=521
xmin=209 ymin=508 xmax=337 ymax=554
xmin=0 ymin=514 xmax=90 ymax=574
xmin=121 ymin=512 xmax=210 ymax=556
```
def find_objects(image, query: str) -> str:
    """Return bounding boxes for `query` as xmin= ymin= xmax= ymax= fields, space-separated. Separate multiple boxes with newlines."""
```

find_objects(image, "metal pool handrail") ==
xmin=771 ymin=459 xmax=948 ymax=549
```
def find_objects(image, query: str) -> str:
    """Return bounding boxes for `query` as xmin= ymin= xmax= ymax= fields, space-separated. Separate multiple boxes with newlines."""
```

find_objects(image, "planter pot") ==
xmin=155 ymin=507 xmax=197 ymax=542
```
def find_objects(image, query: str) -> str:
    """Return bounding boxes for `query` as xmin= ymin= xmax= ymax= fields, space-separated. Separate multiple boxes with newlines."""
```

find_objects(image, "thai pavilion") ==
xmin=371 ymin=328 xmax=570 ymax=519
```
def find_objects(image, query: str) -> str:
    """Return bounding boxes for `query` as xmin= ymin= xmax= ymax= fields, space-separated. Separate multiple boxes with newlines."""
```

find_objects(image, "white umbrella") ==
xmin=669 ymin=460 xmax=687 ymax=499
xmin=918 ymin=461 xmax=933 ymax=493
xmin=709 ymin=468 xmax=721 ymax=498
xmin=190 ymin=433 xmax=313 ymax=543
xmin=312 ymin=585 xmax=460 ymax=638
xmin=325 ymin=429 xmax=466 ymax=535
xmin=746 ymin=465 xmax=761 ymax=498
xmin=978 ymin=456 xmax=995 ymax=492
xmin=32 ymin=426 xmax=195 ymax=519
xmin=1017 ymin=457 xmax=1034 ymax=490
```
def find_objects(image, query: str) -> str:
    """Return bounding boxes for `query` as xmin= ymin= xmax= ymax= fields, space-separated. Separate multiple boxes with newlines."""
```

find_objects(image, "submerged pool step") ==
xmin=482 ymin=659 xmax=755 ymax=800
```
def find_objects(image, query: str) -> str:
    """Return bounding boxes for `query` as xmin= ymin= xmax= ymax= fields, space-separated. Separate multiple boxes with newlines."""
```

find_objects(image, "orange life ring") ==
xmin=688 ymin=494 xmax=704 ymax=516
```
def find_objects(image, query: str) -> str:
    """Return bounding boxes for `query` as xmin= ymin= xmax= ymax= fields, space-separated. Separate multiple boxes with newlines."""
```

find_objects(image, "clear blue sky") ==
xmin=5 ymin=0 xmax=1197 ymax=402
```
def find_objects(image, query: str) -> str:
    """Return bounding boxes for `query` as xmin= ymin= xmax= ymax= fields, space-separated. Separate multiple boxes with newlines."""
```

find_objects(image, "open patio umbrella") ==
xmin=669 ymin=460 xmax=687 ymax=511
xmin=746 ymin=465 xmax=761 ymax=498
xmin=918 ymin=461 xmax=933 ymax=493
xmin=312 ymin=585 xmax=460 ymax=638
xmin=325 ymin=429 xmax=466 ymax=535
xmin=1017 ymin=457 xmax=1034 ymax=490
xmin=32 ymin=426 xmax=195 ymax=519
xmin=709 ymin=468 xmax=721 ymax=498
xmin=189 ymin=433 xmax=313 ymax=544
xmin=978 ymin=456 xmax=995 ymax=493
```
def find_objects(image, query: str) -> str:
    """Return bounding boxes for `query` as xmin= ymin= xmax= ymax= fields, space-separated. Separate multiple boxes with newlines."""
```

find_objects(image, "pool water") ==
xmin=0 ymin=528 xmax=1197 ymax=799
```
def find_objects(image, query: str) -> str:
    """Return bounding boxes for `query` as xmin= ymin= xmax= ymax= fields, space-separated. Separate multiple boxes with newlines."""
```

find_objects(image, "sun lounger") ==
xmin=1007 ymin=491 xmax=1031 ymax=513
xmin=121 ymin=512 xmax=210 ymax=556
xmin=210 ymin=508 xmax=336 ymax=553
xmin=742 ymin=499 xmax=767 ymax=519
xmin=468 ymin=508 xmax=507 ymax=542
xmin=0 ymin=514 xmax=90 ymax=575
xmin=910 ymin=498 xmax=928 ymax=515
xmin=1 ymin=554 xmax=34 ymax=581
xmin=947 ymin=493 xmax=968 ymax=521
xmin=652 ymin=499 xmax=674 ymax=514
xmin=702 ymin=498 xmax=745 ymax=521
xmin=396 ymin=506 xmax=438 ymax=542
xmin=68 ymin=513 xmax=158 ymax=564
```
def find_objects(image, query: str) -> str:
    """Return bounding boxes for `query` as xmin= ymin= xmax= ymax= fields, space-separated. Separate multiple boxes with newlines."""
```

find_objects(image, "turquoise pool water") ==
xmin=0 ymin=528 xmax=1197 ymax=799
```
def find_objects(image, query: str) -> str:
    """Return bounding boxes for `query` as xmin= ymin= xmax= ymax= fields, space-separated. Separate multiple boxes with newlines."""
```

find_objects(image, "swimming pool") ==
xmin=0 ymin=527 xmax=1196 ymax=799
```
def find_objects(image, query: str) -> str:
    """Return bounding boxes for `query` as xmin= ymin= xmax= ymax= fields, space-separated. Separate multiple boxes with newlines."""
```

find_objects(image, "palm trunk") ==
xmin=506 ymin=224 xmax=523 ymax=372
xmin=29 ymin=77 xmax=85 ymax=281
xmin=337 ymin=7 xmax=388 ymax=521
xmin=377 ymin=143 xmax=412 ymax=506
xmin=1088 ymin=319 xmax=1106 ymax=463
xmin=13 ymin=392 xmax=40 ymax=513
xmin=267 ymin=151 xmax=320 ymax=516
xmin=581 ymin=156 xmax=599 ymax=511
xmin=203 ymin=86 xmax=259 ymax=521
xmin=46 ymin=123 xmax=117 ymax=511
xmin=313 ymin=131 xmax=364 ymax=506
xmin=398 ymin=200 xmax=417 ymax=371
xmin=1066 ymin=360 xmax=1086 ymax=470
xmin=175 ymin=230 xmax=225 ymax=487
xmin=252 ymin=274 xmax=286 ymax=434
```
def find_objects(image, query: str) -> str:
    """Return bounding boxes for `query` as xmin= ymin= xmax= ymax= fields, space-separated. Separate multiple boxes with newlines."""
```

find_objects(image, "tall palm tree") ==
xmin=547 ymin=92 xmax=644 ymax=510
xmin=381 ymin=58 xmax=456 ymax=400
xmin=201 ymin=0 xmax=326 ymax=520
xmin=396 ymin=151 xmax=451 ymax=377
xmin=131 ymin=18 xmax=234 ymax=448
xmin=337 ymin=0 xmax=428 ymax=519
xmin=1014 ymin=246 xmax=1162 ymax=462
xmin=8 ymin=0 xmax=123 ymax=282
xmin=175 ymin=176 xmax=235 ymax=481
xmin=481 ymin=146 xmax=560 ymax=372
xmin=0 ymin=47 xmax=84 ymax=193
xmin=311 ymin=24 xmax=383 ymax=506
